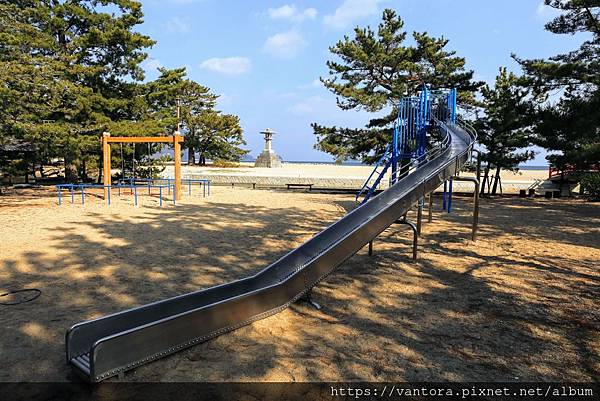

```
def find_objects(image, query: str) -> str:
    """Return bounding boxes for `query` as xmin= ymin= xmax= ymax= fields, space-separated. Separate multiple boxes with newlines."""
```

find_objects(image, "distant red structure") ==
xmin=549 ymin=163 xmax=600 ymax=179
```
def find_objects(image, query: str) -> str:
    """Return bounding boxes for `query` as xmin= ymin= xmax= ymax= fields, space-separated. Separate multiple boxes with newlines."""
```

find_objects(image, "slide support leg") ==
xmin=442 ymin=180 xmax=447 ymax=211
xmin=299 ymin=288 xmax=321 ymax=310
xmin=449 ymin=177 xmax=480 ymax=241
xmin=447 ymin=177 xmax=454 ymax=213
xmin=396 ymin=218 xmax=418 ymax=262
xmin=428 ymin=192 xmax=433 ymax=223
xmin=417 ymin=198 xmax=423 ymax=236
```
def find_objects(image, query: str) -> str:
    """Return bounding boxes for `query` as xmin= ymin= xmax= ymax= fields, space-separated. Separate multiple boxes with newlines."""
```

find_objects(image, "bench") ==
xmin=230 ymin=182 xmax=257 ymax=189
xmin=286 ymin=183 xmax=313 ymax=191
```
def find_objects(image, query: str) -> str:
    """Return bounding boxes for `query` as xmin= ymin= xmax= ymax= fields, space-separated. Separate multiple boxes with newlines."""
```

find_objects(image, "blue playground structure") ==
xmin=356 ymin=86 xmax=458 ymax=204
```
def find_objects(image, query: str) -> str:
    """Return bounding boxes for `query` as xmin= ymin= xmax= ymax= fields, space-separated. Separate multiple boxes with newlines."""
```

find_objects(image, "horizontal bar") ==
xmin=105 ymin=136 xmax=183 ymax=143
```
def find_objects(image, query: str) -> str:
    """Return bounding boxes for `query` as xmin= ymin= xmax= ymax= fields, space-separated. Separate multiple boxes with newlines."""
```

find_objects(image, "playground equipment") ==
xmin=55 ymin=178 xmax=210 ymax=207
xmin=55 ymin=132 xmax=212 ymax=206
xmin=65 ymin=86 xmax=478 ymax=383
xmin=102 ymin=133 xmax=183 ymax=200
xmin=356 ymin=87 xmax=458 ymax=204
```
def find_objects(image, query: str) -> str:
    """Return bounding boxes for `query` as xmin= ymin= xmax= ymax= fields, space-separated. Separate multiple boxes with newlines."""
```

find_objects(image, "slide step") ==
xmin=71 ymin=353 xmax=91 ymax=377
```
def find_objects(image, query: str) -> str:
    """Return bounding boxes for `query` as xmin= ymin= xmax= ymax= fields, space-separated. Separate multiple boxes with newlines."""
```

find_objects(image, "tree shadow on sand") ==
xmin=1 ymin=193 xmax=598 ymax=382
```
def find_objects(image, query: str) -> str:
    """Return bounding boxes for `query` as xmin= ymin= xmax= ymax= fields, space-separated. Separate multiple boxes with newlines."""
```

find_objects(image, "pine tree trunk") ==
xmin=187 ymin=147 xmax=195 ymax=165
xmin=491 ymin=165 xmax=502 ymax=195
xmin=81 ymin=159 xmax=87 ymax=181
xmin=480 ymin=166 xmax=490 ymax=197
xmin=24 ymin=161 xmax=29 ymax=184
xmin=64 ymin=154 xmax=78 ymax=182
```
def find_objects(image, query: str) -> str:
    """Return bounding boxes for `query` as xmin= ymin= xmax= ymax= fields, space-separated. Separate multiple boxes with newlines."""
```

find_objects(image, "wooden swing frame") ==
xmin=102 ymin=132 xmax=183 ymax=200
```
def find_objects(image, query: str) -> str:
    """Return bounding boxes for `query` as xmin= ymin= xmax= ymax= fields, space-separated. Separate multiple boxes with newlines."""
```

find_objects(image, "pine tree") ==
xmin=473 ymin=68 xmax=535 ymax=196
xmin=514 ymin=0 xmax=600 ymax=172
xmin=185 ymin=112 xmax=247 ymax=165
xmin=312 ymin=9 xmax=482 ymax=163
xmin=0 ymin=0 xmax=154 ymax=180
xmin=130 ymin=68 xmax=246 ymax=165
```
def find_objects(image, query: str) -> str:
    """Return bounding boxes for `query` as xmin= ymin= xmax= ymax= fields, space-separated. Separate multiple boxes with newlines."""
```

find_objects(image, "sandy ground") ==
xmin=0 ymin=186 xmax=598 ymax=382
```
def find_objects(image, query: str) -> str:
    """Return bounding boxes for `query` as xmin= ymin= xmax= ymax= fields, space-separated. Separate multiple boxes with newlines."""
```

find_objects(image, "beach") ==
xmin=0 ymin=185 xmax=598 ymax=381
xmin=162 ymin=162 xmax=551 ymax=192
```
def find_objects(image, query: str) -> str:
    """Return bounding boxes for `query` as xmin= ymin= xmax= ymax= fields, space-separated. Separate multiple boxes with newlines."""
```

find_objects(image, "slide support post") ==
xmin=450 ymin=177 xmax=480 ymax=241
xmin=396 ymin=218 xmax=418 ymax=262
xmin=428 ymin=192 xmax=433 ymax=223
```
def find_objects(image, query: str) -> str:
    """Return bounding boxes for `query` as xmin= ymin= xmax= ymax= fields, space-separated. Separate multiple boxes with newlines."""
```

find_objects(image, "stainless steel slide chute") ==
xmin=66 ymin=121 xmax=475 ymax=382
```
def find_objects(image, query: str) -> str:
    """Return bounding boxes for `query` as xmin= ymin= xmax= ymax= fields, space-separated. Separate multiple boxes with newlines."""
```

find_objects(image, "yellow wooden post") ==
xmin=102 ymin=132 xmax=111 ymax=199
xmin=173 ymin=132 xmax=182 ymax=200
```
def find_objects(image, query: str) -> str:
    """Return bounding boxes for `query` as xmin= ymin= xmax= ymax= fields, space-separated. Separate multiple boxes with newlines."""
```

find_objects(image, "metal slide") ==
xmin=66 ymin=121 xmax=476 ymax=382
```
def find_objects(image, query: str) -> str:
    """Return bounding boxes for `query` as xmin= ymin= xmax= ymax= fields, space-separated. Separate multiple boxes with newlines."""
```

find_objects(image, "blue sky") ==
xmin=137 ymin=0 xmax=583 ymax=165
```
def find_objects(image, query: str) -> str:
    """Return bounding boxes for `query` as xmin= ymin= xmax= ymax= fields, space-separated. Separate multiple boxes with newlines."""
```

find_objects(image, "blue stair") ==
xmin=355 ymin=143 xmax=393 ymax=204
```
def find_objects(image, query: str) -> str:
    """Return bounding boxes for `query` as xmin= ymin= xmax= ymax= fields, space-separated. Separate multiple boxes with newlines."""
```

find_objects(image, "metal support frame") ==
xmin=416 ymin=198 xmax=423 ymax=236
xmin=442 ymin=180 xmax=447 ymax=210
xmin=447 ymin=177 xmax=454 ymax=213
xmin=297 ymin=288 xmax=321 ymax=310
xmin=367 ymin=217 xmax=418 ymax=261
xmin=428 ymin=192 xmax=433 ymax=223
xmin=56 ymin=178 xmax=210 ymax=207
xmin=450 ymin=176 xmax=480 ymax=241
xmin=396 ymin=218 xmax=418 ymax=261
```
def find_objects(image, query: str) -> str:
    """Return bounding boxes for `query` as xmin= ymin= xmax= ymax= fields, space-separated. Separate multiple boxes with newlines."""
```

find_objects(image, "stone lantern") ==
xmin=254 ymin=128 xmax=282 ymax=168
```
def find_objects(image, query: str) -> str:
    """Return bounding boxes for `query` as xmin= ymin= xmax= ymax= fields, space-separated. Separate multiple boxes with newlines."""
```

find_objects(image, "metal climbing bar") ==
xmin=56 ymin=178 xmax=212 ymax=207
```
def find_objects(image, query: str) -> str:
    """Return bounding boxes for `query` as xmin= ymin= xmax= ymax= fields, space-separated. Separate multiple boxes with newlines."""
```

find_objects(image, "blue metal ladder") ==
xmin=355 ymin=142 xmax=393 ymax=203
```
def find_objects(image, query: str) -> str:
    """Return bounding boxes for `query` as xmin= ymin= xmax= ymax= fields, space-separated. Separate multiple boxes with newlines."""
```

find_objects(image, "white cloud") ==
xmin=536 ymin=1 xmax=548 ymax=16
xmin=298 ymin=79 xmax=322 ymax=90
xmin=199 ymin=57 xmax=251 ymax=75
xmin=535 ymin=1 xmax=560 ymax=19
xmin=288 ymin=95 xmax=329 ymax=115
xmin=217 ymin=93 xmax=235 ymax=107
xmin=143 ymin=57 xmax=162 ymax=72
xmin=263 ymin=31 xmax=307 ymax=59
xmin=267 ymin=4 xmax=318 ymax=23
xmin=165 ymin=16 xmax=191 ymax=34
xmin=323 ymin=0 xmax=382 ymax=29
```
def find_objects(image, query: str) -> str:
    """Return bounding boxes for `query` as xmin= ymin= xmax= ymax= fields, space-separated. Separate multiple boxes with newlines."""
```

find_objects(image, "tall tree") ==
xmin=514 ymin=0 xmax=600 ymax=172
xmin=130 ymin=67 xmax=246 ymax=165
xmin=312 ymin=9 xmax=482 ymax=163
xmin=0 ymin=0 xmax=154 ymax=180
xmin=185 ymin=111 xmax=247 ymax=165
xmin=473 ymin=68 xmax=535 ymax=196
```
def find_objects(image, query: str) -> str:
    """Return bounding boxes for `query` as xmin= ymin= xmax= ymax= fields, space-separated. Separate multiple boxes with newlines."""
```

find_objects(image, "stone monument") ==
xmin=254 ymin=128 xmax=282 ymax=168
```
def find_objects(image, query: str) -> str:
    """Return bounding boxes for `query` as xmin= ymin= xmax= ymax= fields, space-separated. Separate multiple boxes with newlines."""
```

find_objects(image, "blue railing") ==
xmin=56 ymin=178 xmax=211 ymax=207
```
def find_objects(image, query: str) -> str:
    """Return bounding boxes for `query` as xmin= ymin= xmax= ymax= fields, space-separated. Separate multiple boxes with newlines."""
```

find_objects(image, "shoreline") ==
xmin=161 ymin=162 xmax=552 ymax=192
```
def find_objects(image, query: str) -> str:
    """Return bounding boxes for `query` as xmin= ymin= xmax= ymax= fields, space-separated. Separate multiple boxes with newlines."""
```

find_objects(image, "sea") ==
xmin=280 ymin=160 xmax=549 ymax=170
